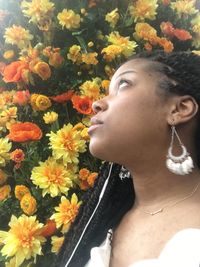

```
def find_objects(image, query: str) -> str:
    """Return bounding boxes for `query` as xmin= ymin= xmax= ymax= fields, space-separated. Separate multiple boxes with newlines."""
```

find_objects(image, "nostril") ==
xmin=92 ymin=101 xmax=102 ymax=113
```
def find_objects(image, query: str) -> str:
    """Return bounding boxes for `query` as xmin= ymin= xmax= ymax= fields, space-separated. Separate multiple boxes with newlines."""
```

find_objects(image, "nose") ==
xmin=92 ymin=98 xmax=107 ymax=114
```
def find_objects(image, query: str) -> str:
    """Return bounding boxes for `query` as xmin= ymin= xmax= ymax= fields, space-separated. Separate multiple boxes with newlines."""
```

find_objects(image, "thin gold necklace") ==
xmin=137 ymin=180 xmax=200 ymax=216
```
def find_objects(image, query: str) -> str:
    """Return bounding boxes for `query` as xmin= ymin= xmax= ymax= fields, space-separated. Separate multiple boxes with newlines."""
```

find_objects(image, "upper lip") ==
xmin=90 ymin=117 xmax=103 ymax=125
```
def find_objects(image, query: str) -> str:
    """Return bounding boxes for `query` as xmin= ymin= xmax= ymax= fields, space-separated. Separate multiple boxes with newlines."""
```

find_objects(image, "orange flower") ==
xmin=158 ymin=38 xmax=174 ymax=52
xmin=3 ymin=61 xmax=29 ymax=83
xmin=41 ymin=219 xmax=57 ymax=237
xmin=71 ymin=95 xmax=93 ymax=115
xmin=160 ymin=21 xmax=175 ymax=37
xmin=13 ymin=90 xmax=30 ymax=106
xmin=20 ymin=193 xmax=37 ymax=215
xmin=87 ymin=172 xmax=98 ymax=187
xmin=33 ymin=61 xmax=51 ymax=80
xmin=50 ymin=90 xmax=74 ymax=103
xmin=10 ymin=149 xmax=25 ymax=163
xmin=0 ymin=185 xmax=11 ymax=201
xmin=7 ymin=122 xmax=42 ymax=142
xmin=49 ymin=52 xmax=64 ymax=68
xmin=15 ymin=185 xmax=30 ymax=200
xmin=173 ymin=29 xmax=192 ymax=41
xmin=79 ymin=168 xmax=90 ymax=180
xmin=0 ymin=169 xmax=8 ymax=185
xmin=144 ymin=42 xmax=153 ymax=51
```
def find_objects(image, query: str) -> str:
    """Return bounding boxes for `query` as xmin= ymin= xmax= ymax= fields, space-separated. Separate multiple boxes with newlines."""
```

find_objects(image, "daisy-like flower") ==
xmin=79 ymin=78 xmax=101 ymax=100
xmin=82 ymin=52 xmax=98 ymax=65
xmin=0 ymin=215 xmax=46 ymax=267
xmin=47 ymin=124 xmax=86 ymax=165
xmin=129 ymin=0 xmax=158 ymax=22
xmin=51 ymin=236 xmax=64 ymax=254
xmin=43 ymin=111 xmax=58 ymax=124
xmin=105 ymin=8 xmax=120 ymax=28
xmin=4 ymin=25 xmax=33 ymax=49
xmin=57 ymin=9 xmax=81 ymax=30
xmin=0 ymin=138 xmax=11 ymax=167
xmin=170 ymin=0 xmax=198 ymax=17
xmin=30 ymin=157 xmax=75 ymax=197
xmin=51 ymin=193 xmax=82 ymax=233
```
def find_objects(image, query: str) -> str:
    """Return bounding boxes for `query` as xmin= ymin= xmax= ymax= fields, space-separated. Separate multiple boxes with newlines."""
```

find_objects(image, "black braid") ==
xmin=55 ymin=51 xmax=200 ymax=267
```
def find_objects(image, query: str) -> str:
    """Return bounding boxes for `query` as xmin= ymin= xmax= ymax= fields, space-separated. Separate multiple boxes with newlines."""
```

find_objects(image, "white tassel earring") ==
xmin=166 ymin=125 xmax=194 ymax=175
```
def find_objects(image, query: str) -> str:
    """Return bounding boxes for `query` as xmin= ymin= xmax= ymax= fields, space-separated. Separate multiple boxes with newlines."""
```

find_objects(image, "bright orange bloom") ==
xmin=49 ymin=52 xmax=64 ymax=68
xmin=160 ymin=21 xmax=175 ymax=37
xmin=10 ymin=149 xmax=25 ymax=163
xmin=13 ymin=90 xmax=30 ymax=106
xmin=41 ymin=219 xmax=56 ymax=237
xmin=158 ymin=37 xmax=174 ymax=52
xmin=0 ymin=185 xmax=11 ymax=201
xmin=33 ymin=61 xmax=51 ymax=80
xmin=79 ymin=168 xmax=90 ymax=180
xmin=50 ymin=90 xmax=74 ymax=103
xmin=87 ymin=172 xmax=98 ymax=187
xmin=15 ymin=185 xmax=30 ymax=201
xmin=20 ymin=193 xmax=37 ymax=215
xmin=173 ymin=29 xmax=192 ymax=41
xmin=71 ymin=95 xmax=93 ymax=115
xmin=7 ymin=122 xmax=42 ymax=142
xmin=3 ymin=61 xmax=29 ymax=83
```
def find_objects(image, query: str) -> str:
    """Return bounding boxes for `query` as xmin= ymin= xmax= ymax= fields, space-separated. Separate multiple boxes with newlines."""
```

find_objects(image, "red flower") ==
xmin=71 ymin=95 xmax=93 ymax=115
xmin=173 ymin=29 xmax=192 ymax=41
xmin=7 ymin=122 xmax=42 ymax=142
xmin=50 ymin=90 xmax=74 ymax=103
xmin=3 ymin=61 xmax=29 ymax=83
xmin=41 ymin=219 xmax=57 ymax=237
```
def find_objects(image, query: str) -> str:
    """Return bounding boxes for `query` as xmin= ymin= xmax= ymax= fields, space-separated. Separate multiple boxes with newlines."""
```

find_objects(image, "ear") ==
xmin=167 ymin=95 xmax=199 ymax=125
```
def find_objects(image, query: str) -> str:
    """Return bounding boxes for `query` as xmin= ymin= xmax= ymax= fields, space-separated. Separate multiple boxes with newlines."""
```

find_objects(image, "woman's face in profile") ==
xmin=89 ymin=59 xmax=170 ymax=166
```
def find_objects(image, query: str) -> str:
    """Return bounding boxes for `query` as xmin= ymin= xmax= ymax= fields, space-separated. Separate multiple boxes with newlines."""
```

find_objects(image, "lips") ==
xmin=88 ymin=117 xmax=103 ymax=135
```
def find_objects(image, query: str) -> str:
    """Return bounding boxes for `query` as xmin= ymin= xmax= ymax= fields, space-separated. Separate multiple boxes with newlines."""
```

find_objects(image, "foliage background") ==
xmin=0 ymin=0 xmax=200 ymax=266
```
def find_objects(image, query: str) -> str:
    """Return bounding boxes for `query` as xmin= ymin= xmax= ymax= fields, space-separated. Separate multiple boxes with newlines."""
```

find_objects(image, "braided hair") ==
xmin=55 ymin=51 xmax=200 ymax=267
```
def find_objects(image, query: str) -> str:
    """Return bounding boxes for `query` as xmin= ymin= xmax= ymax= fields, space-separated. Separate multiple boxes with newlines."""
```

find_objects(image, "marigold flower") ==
xmin=57 ymin=9 xmax=81 ymax=30
xmin=102 ymin=45 xmax=123 ymax=61
xmin=51 ymin=236 xmax=64 ymax=254
xmin=80 ymin=128 xmax=90 ymax=141
xmin=20 ymin=194 xmax=37 ymax=215
xmin=33 ymin=61 xmax=51 ymax=80
xmin=49 ymin=52 xmax=64 ymax=67
xmin=158 ymin=37 xmax=174 ymax=52
xmin=0 ymin=169 xmax=8 ymax=185
xmin=4 ymin=25 xmax=33 ymax=49
xmin=170 ymin=0 xmax=198 ymax=17
xmin=73 ymin=122 xmax=85 ymax=131
xmin=173 ymin=29 xmax=192 ymax=41
xmin=51 ymin=193 xmax=82 ymax=233
xmin=13 ymin=90 xmax=30 ymax=106
xmin=105 ymin=8 xmax=120 ymax=27
xmin=0 ymin=185 xmax=11 ymax=201
xmin=82 ymin=52 xmax=98 ymax=65
xmin=31 ymin=157 xmax=75 ymax=197
xmin=48 ymin=124 xmax=86 ymax=164
xmin=3 ymin=61 xmax=29 ymax=83
xmin=3 ymin=50 xmax=15 ymax=60
xmin=191 ymin=13 xmax=200 ymax=34
xmin=0 ymin=215 xmax=46 ymax=267
xmin=0 ymin=138 xmax=11 ymax=167
xmin=87 ymin=172 xmax=98 ymax=187
xmin=35 ymin=95 xmax=52 ymax=111
xmin=7 ymin=122 xmax=43 ymax=142
xmin=129 ymin=0 xmax=158 ymax=22
xmin=135 ymin=22 xmax=158 ymax=45
xmin=101 ymin=80 xmax=110 ymax=91
xmin=1 ymin=107 xmax=18 ymax=123
xmin=71 ymin=95 xmax=93 ymax=115
xmin=67 ymin=45 xmax=82 ymax=64
xmin=10 ymin=149 xmax=25 ymax=163
xmin=43 ymin=111 xmax=58 ymax=124
xmin=15 ymin=185 xmax=30 ymax=201
xmin=79 ymin=79 xmax=101 ymax=100
xmin=41 ymin=219 xmax=56 ymax=237
xmin=50 ymin=90 xmax=74 ymax=103
xmin=79 ymin=168 xmax=90 ymax=180
xmin=160 ymin=21 xmax=175 ymax=37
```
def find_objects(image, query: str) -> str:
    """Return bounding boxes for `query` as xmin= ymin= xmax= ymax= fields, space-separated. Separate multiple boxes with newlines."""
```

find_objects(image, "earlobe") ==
xmin=167 ymin=95 xmax=199 ymax=125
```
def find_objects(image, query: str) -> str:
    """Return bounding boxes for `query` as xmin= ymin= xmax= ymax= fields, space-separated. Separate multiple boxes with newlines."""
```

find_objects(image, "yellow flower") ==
xmin=51 ymin=193 xmax=82 ymax=233
xmin=57 ymin=9 xmax=81 ymax=30
xmin=0 ymin=215 xmax=46 ymax=267
xmin=80 ymin=79 xmax=101 ymax=100
xmin=48 ymin=124 xmax=86 ymax=164
xmin=43 ymin=111 xmax=58 ymax=124
xmin=3 ymin=50 xmax=15 ymax=60
xmin=129 ymin=0 xmax=158 ymax=22
xmin=4 ymin=25 xmax=33 ymax=49
xmin=31 ymin=157 xmax=75 ymax=197
xmin=0 ymin=138 xmax=11 ymax=167
xmin=81 ymin=128 xmax=90 ymax=141
xmin=192 ymin=50 xmax=200 ymax=56
xmin=134 ymin=22 xmax=158 ymax=41
xmin=0 ymin=185 xmax=11 ymax=201
xmin=31 ymin=94 xmax=52 ymax=111
xmin=51 ymin=236 xmax=64 ymax=254
xmin=67 ymin=45 xmax=82 ymax=64
xmin=73 ymin=122 xmax=85 ymax=131
xmin=105 ymin=8 xmax=120 ymax=27
xmin=171 ymin=0 xmax=198 ymax=17
xmin=101 ymin=44 xmax=123 ymax=61
xmin=107 ymin=31 xmax=138 ymax=57
xmin=15 ymin=185 xmax=31 ymax=201
xmin=33 ymin=61 xmax=51 ymax=80
xmin=101 ymin=79 xmax=110 ymax=91
xmin=21 ymin=0 xmax=54 ymax=27
xmin=82 ymin=52 xmax=98 ymax=65
xmin=0 ymin=169 xmax=8 ymax=185
xmin=20 ymin=194 xmax=37 ymax=215
xmin=1 ymin=107 xmax=18 ymax=122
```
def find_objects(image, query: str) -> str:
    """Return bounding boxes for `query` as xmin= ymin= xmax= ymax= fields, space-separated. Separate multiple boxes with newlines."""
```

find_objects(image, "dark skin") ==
xmin=89 ymin=59 xmax=200 ymax=266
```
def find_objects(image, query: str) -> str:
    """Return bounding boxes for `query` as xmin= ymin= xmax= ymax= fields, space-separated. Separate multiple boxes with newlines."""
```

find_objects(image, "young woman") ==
xmin=56 ymin=51 xmax=200 ymax=267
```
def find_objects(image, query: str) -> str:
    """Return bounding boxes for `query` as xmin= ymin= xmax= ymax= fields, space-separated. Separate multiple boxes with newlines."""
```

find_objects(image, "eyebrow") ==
xmin=115 ymin=70 xmax=137 ymax=79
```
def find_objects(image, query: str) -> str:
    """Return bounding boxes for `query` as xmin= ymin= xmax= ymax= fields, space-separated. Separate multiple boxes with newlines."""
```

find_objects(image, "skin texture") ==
xmin=88 ymin=59 xmax=200 ymax=266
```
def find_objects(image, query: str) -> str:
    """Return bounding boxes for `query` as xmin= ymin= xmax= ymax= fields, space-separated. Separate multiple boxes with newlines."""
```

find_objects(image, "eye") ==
xmin=118 ymin=79 xmax=129 ymax=90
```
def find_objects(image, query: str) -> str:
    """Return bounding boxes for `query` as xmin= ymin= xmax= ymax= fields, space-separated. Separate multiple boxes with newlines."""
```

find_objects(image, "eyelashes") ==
xmin=118 ymin=79 xmax=131 ymax=90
